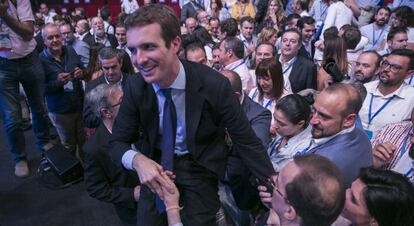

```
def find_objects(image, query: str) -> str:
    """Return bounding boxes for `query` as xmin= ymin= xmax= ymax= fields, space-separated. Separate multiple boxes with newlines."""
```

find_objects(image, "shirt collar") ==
xmin=152 ymin=61 xmax=186 ymax=92
xmin=279 ymin=55 xmax=297 ymax=67
xmin=104 ymin=73 xmax=124 ymax=85
xmin=224 ymin=58 xmax=244 ymax=69
xmin=372 ymin=81 xmax=410 ymax=99
xmin=312 ymin=125 xmax=355 ymax=146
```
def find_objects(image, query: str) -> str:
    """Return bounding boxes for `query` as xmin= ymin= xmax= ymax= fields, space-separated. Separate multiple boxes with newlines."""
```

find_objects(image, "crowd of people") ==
xmin=1 ymin=0 xmax=414 ymax=225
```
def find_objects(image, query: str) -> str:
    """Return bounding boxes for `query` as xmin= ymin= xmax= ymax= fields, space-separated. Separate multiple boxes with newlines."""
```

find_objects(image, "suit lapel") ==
xmin=140 ymin=82 xmax=159 ymax=151
xmin=183 ymin=62 xmax=204 ymax=151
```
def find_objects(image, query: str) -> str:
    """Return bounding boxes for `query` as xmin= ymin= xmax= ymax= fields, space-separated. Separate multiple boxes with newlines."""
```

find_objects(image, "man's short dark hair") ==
xmin=282 ymin=28 xmax=303 ymax=44
xmin=286 ymin=154 xmax=345 ymax=226
xmin=286 ymin=13 xmax=301 ymax=24
xmin=390 ymin=48 xmax=414 ymax=71
xmin=375 ymin=6 xmax=391 ymax=15
xmin=343 ymin=26 xmax=361 ymax=50
xmin=220 ymin=18 xmax=238 ymax=37
xmin=297 ymin=16 xmax=315 ymax=30
xmin=387 ymin=27 xmax=407 ymax=41
xmin=100 ymin=6 xmax=111 ymax=21
xmin=223 ymin=37 xmax=244 ymax=59
xmin=98 ymin=47 xmax=123 ymax=64
xmin=240 ymin=16 xmax=255 ymax=27
xmin=297 ymin=0 xmax=309 ymax=11
xmin=184 ymin=42 xmax=206 ymax=59
xmin=125 ymin=4 xmax=180 ymax=48
xmin=255 ymin=42 xmax=277 ymax=57
xmin=361 ymin=50 xmax=382 ymax=68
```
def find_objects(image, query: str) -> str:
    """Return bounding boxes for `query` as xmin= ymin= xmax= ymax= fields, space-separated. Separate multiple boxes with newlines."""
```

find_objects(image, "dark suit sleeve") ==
xmin=306 ymin=60 xmax=317 ymax=91
xmin=180 ymin=5 xmax=188 ymax=23
xmin=250 ymin=108 xmax=272 ymax=148
xmin=217 ymin=79 xmax=275 ymax=181
xmin=110 ymin=77 xmax=142 ymax=166
xmin=84 ymin=142 xmax=136 ymax=208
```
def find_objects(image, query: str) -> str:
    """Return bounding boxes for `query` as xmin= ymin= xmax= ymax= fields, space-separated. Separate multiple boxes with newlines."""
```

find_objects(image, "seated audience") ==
xmin=84 ymin=84 xmax=140 ymax=226
xmin=338 ymin=167 xmax=414 ymax=226
xmin=268 ymin=94 xmax=312 ymax=172
xmin=260 ymin=154 xmax=346 ymax=226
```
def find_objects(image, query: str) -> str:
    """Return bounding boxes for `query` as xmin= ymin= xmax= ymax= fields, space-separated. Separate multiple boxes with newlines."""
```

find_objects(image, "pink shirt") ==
xmin=0 ymin=0 xmax=36 ymax=59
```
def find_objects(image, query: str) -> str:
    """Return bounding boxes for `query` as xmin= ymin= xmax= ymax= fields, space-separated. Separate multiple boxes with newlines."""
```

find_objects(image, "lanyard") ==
xmin=268 ymin=137 xmax=281 ymax=156
xmin=400 ymin=131 xmax=412 ymax=158
xmin=372 ymin=24 xmax=385 ymax=47
xmin=368 ymin=93 xmax=395 ymax=125
xmin=320 ymin=2 xmax=328 ymax=18
xmin=294 ymin=141 xmax=313 ymax=156
xmin=229 ymin=60 xmax=244 ymax=71
xmin=282 ymin=57 xmax=297 ymax=75
xmin=408 ymin=76 xmax=413 ymax=85
xmin=262 ymin=99 xmax=273 ymax=109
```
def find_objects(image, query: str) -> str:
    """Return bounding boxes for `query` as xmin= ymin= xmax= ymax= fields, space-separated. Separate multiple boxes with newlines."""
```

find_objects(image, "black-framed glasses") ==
xmin=381 ymin=60 xmax=403 ymax=73
xmin=269 ymin=173 xmax=291 ymax=205
xmin=110 ymin=102 xmax=121 ymax=108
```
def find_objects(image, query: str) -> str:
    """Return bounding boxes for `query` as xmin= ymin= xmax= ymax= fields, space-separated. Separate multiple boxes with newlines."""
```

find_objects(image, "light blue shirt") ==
xmin=309 ymin=0 xmax=329 ymax=22
xmin=122 ymin=62 xmax=188 ymax=170
xmin=357 ymin=0 xmax=380 ymax=8
xmin=68 ymin=39 xmax=90 ymax=68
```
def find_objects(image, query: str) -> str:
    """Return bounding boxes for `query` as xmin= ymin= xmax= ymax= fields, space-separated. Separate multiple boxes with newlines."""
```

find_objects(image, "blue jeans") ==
xmin=0 ymin=51 xmax=50 ymax=162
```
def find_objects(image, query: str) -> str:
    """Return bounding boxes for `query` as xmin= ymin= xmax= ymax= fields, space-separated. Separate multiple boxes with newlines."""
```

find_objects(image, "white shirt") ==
xmin=299 ymin=11 xmax=310 ymax=17
xmin=224 ymin=59 xmax=253 ymax=93
xmin=121 ymin=0 xmax=139 ymax=14
xmin=359 ymin=80 xmax=414 ymax=138
xmin=279 ymin=55 xmax=297 ymax=83
xmin=360 ymin=23 xmax=390 ymax=51
xmin=321 ymin=1 xmax=353 ymax=36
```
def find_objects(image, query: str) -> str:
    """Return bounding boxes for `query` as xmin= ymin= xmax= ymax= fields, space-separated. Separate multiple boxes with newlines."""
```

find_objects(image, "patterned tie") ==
xmin=156 ymin=88 xmax=177 ymax=212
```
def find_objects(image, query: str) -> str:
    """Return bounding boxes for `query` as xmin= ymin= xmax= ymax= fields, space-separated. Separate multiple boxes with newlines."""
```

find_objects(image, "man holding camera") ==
xmin=40 ymin=23 xmax=86 ymax=160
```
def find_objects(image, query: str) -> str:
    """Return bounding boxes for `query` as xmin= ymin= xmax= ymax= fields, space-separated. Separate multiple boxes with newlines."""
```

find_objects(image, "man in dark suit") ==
xmin=84 ymin=47 xmax=130 ymax=128
xmin=84 ymin=84 xmax=140 ymax=226
xmin=220 ymin=70 xmax=271 ymax=225
xmin=297 ymin=16 xmax=316 ymax=60
xmin=180 ymin=0 xmax=204 ymax=23
xmin=110 ymin=5 xmax=275 ymax=226
xmin=279 ymin=29 xmax=317 ymax=93
xmin=76 ymin=19 xmax=95 ymax=47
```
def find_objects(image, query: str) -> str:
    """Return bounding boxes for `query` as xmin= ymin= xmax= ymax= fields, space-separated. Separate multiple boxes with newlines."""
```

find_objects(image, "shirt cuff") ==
xmin=121 ymin=149 xmax=138 ymax=170
xmin=171 ymin=223 xmax=183 ymax=226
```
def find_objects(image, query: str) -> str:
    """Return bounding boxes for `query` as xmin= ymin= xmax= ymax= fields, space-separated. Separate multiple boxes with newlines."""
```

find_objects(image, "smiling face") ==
xmin=301 ymin=23 xmax=315 ymax=44
xmin=44 ymin=25 xmax=63 ymax=52
xmin=127 ymin=23 xmax=181 ymax=88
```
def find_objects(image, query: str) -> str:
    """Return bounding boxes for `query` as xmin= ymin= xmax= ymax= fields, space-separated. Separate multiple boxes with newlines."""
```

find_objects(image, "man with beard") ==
xmin=90 ymin=17 xmax=118 ymax=48
xmin=360 ymin=7 xmax=391 ymax=51
xmin=353 ymin=50 xmax=382 ymax=84
xmin=359 ymin=49 xmax=414 ymax=138
xmin=378 ymin=27 xmax=408 ymax=56
xmin=297 ymin=83 xmax=372 ymax=187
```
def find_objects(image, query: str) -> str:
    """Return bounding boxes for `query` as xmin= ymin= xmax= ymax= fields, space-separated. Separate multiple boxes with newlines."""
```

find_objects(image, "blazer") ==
xmin=84 ymin=124 xmax=139 ymax=225
xmin=309 ymin=128 xmax=373 ymax=187
xmin=82 ymin=32 xmax=118 ymax=49
xmin=110 ymin=60 xmax=275 ymax=181
xmin=180 ymin=2 xmax=199 ymax=22
xmin=83 ymin=73 xmax=130 ymax=128
xmin=226 ymin=95 xmax=272 ymax=210
xmin=288 ymin=55 xmax=317 ymax=93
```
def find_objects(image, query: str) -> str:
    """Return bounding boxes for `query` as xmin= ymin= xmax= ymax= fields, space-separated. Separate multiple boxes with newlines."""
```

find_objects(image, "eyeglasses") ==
xmin=381 ymin=60 xmax=403 ymax=73
xmin=110 ymin=102 xmax=121 ymax=108
xmin=269 ymin=173 xmax=291 ymax=205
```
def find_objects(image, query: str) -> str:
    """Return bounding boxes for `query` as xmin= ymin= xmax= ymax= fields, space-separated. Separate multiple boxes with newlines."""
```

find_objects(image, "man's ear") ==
xmin=283 ymin=204 xmax=298 ymax=221
xmin=343 ymin=113 xmax=356 ymax=128
xmin=171 ymin=36 xmax=182 ymax=54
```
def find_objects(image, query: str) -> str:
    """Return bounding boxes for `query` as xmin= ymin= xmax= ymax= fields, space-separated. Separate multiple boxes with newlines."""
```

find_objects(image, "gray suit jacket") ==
xmin=242 ymin=95 xmax=272 ymax=147
xmin=310 ymin=128 xmax=373 ymax=187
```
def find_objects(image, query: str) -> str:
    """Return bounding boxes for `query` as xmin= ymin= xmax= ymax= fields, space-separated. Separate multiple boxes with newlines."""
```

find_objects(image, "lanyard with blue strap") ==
xmin=229 ymin=60 xmax=245 ymax=71
xmin=408 ymin=75 xmax=413 ymax=86
xmin=320 ymin=2 xmax=328 ymax=19
xmin=372 ymin=24 xmax=385 ymax=48
xmin=368 ymin=93 xmax=396 ymax=126
xmin=268 ymin=137 xmax=281 ymax=156
xmin=282 ymin=57 xmax=297 ymax=75
xmin=294 ymin=141 xmax=313 ymax=156
xmin=262 ymin=99 xmax=273 ymax=109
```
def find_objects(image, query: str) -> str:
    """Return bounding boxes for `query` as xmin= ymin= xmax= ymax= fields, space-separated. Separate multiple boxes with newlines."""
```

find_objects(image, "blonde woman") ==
xmin=257 ymin=27 xmax=278 ymax=46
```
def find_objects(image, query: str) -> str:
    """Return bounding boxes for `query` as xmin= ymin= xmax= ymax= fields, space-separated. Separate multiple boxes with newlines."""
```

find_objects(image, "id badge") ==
xmin=0 ymin=31 xmax=12 ymax=58
xmin=64 ymin=80 xmax=74 ymax=92
xmin=365 ymin=130 xmax=373 ymax=139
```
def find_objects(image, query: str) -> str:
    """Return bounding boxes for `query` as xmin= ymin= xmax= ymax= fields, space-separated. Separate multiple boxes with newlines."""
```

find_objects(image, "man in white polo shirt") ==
xmin=359 ymin=49 xmax=414 ymax=139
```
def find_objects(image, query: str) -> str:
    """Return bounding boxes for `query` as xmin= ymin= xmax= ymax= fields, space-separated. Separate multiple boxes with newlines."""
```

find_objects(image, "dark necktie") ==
xmin=156 ymin=88 xmax=177 ymax=212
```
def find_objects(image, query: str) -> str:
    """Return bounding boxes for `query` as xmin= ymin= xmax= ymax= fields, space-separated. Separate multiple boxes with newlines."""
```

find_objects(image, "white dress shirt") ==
xmin=359 ymin=80 xmax=414 ymax=138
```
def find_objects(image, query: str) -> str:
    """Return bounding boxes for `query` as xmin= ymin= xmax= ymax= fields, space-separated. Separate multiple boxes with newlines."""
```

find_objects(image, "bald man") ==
xmin=297 ymin=83 xmax=372 ymax=187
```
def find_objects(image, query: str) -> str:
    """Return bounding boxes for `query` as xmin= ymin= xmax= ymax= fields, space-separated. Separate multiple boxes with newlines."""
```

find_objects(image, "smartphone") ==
xmin=256 ymin=177 xmax=274 ymax=195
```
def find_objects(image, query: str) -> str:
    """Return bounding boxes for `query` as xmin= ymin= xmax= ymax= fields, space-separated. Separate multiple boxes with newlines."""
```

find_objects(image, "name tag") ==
xmin=64 ymin=81 xmax=74 ymax=92
xmin=365 ymin=130 xmax=373 ymax=139
xmin=0 ymin=31 xmax=12 ymax=58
